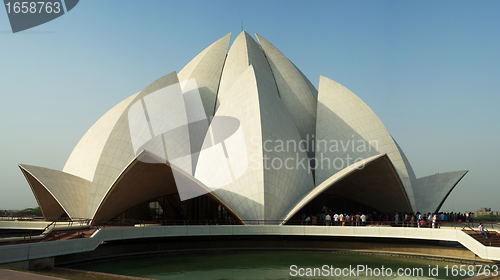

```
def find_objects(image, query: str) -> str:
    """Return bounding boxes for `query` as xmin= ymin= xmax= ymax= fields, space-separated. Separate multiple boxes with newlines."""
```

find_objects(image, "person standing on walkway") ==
xmin=410 ymin=214 xmax=416 ymax=227
xmin=325 ymin=213 xmax=331 ymax=226
xmin=355 ymin=213 xmax=361 ymax=226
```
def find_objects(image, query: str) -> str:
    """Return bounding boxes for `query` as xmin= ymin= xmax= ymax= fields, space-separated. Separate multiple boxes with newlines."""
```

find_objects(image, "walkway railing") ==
xmin=3 ymin=223 xmax=500 ymax=264
xmin=2 ymin=217 xmax=499 ymax=245
xmin=0 ymin=218 xmax=93 ymax=243
xmin=96 ymin=219 xmax=500 ymax=230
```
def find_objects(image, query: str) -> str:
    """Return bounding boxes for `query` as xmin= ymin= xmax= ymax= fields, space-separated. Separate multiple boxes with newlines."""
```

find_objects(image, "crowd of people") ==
xmin=299 ymin=209 xmax=477 ymax=228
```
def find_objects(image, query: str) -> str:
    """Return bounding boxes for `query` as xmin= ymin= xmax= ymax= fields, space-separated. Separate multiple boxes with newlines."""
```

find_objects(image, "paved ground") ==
xmin=0 ymin=269 xmax=65 ymax=280
xmin=0 ymin=267 xmax=153 ymax=280
xmin=465 ymin=275 xmax=499 ymax=280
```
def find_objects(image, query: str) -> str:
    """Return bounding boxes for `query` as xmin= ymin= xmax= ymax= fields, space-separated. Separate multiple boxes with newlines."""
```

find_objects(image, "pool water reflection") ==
xmin=72 ymin=251 xmax=472 ymax=279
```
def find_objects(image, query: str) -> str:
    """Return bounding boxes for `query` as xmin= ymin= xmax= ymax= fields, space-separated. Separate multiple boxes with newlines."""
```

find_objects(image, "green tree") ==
xmin=21 ymin=207 xmax=42 ymax=217
xmin=476 ymin=215 xmax=500 ymax=222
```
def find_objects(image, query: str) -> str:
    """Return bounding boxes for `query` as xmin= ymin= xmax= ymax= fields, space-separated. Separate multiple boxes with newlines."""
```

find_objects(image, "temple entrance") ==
xmin=108 ymin=193 xmax=238 ymax=225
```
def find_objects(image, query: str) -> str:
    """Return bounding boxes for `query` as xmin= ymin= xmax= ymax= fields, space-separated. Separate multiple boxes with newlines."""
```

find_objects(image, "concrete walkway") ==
xmin=0 ymin=269 xmax=65 ymax=280
xmin=2 ymin=225 xmax=500 ymax=265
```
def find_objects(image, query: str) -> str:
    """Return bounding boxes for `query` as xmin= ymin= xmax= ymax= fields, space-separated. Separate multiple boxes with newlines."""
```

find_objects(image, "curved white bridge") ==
xmin=1 ymin=225 xmax=499 ymax=264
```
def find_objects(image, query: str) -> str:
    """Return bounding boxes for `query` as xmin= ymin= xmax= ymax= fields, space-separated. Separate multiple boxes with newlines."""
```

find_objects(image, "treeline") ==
xmin=476 ymin=215 xmax=500 ymax=222
xmin=1 ymin=207 xmax=42 ymax=217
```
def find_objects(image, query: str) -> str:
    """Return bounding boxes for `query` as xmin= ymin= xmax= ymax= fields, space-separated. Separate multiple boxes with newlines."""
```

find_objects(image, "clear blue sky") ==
xmin=1 ymin=1 xmax=499 ymax=212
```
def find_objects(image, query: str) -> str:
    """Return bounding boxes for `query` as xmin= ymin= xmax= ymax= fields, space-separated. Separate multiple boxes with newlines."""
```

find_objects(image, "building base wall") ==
xmin=3 ymin=257 xmax=54 ymax=270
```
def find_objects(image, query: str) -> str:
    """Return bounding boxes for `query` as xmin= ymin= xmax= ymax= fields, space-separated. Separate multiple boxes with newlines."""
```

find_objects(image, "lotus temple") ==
xmin=18 ymin=31 xmax=468 ymax=226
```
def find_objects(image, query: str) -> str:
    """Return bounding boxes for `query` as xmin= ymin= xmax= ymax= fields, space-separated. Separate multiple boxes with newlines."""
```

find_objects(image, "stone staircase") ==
xmin=463 ymin=229 xmax=500 ymax=247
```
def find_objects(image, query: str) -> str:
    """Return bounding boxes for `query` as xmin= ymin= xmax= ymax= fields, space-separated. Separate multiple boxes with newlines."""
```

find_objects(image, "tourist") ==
xmin=355 ymin=213 xmax=361 ymax=226
xmin=420 ymin=219 xmax=426 ymax=228
xmin=361 ymin=213 xmax=366 ymax=226
xmin=410 ymin=214 xmax=416 ymax=227
xmin=479 ymin=223 xmax=492 ymax=238
xmin=325 ymin=213 xmax=331 ymax=226
xmin=333 ymin=213 xmax=339 ymax=226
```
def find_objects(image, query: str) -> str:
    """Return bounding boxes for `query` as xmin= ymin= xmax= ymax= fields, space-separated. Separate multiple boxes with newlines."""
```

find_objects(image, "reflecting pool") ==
xmin=73 ymin=251 xmax=482 ymax=279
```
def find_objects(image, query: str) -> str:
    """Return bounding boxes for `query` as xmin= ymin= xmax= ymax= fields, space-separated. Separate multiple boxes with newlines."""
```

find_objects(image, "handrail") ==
xmin=1 ymin=219 xmax=498 ymax=240
xmin=2 ymin=225 xmax=500 ymax=264
xmin=42 ymin=220 xmax=56 ymax=232
xmin=1 ymin=219 xmax=500 ymax=250
xmin=1 ymin=218 xmax=497 ymax=228
xmin=0 ymin=219 xmax=92 ymax=243
xmin=94 ymin=219 xmax=496 ymax=228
